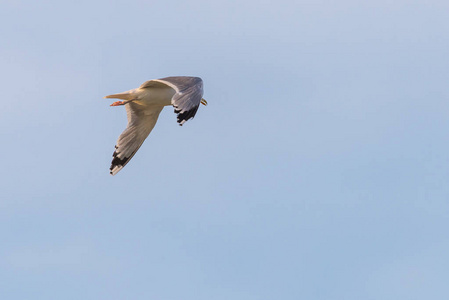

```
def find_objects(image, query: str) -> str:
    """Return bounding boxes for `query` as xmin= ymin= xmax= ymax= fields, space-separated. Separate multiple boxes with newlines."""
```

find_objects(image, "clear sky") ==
xmin=1 ymin=0 xmax=449 ymax=299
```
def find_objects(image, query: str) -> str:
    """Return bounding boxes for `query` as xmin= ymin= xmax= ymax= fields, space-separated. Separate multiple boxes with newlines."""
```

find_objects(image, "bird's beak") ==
xmin=201 ymin=98 xmax=208 ymax=106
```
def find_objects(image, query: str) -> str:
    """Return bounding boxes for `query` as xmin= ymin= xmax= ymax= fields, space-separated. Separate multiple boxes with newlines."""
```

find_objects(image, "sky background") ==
xmin=1 ymin=0 xmax=449 ymax=299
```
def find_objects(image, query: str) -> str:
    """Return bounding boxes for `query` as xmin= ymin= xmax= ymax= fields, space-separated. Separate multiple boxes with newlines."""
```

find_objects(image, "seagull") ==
xmin=104 ymin=76 xmax=207 ymax=176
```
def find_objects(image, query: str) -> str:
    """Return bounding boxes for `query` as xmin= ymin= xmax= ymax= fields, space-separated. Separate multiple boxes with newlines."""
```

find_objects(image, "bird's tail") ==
xmin=103 ymin=90 xmax=135 ymax=100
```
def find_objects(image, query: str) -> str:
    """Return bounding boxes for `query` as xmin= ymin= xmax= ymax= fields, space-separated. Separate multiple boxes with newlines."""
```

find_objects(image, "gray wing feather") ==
xmin=155 ymin=77 xmax=204 ymax=125
xmin=110 ymin=102 xmax=163 ymax=175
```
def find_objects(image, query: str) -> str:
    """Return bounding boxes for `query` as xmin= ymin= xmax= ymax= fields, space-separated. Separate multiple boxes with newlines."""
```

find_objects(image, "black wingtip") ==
xmin=110 ymin=146 xmax=131 ymax=175
xmin=174 ymin=105 xmax=199 ymax=125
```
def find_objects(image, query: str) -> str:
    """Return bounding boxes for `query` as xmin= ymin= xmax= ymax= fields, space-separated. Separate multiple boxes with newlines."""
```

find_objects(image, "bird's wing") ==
xmin=110 ymin=102 xmax=164 ymax=175
xmin=152 ymin=77 xmax=204 ymax=126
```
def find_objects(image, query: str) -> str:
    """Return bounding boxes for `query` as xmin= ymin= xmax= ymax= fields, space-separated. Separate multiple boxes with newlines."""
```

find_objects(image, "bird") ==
xmin=104 ymin=76 xmax=207 ymax=176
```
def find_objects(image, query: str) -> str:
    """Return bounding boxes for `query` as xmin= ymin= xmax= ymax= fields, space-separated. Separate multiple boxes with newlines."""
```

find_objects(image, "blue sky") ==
xmin=1 ymin=0 xmax=449 ymax=299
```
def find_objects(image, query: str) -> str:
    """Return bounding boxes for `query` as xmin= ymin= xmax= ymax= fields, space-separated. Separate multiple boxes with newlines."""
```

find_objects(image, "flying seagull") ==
xmin=104 ymin=76 xmax=207 ymax=176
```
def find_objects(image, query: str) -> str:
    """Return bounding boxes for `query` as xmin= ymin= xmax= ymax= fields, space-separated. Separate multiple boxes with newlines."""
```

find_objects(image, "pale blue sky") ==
xmin=1 ymin=0 xmax=449 ymax=299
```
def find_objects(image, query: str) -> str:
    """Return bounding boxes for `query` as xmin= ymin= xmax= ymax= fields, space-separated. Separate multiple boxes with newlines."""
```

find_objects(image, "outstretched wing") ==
xmin=110 ymin=102 xmax=163 ymax=175
xmin=153 ymin=77 xmax=204 ymax=125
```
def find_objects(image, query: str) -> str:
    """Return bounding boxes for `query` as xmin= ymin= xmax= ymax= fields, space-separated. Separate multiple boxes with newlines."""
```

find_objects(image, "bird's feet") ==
xmin=110 ymin=101 xmax=125 ymax=106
